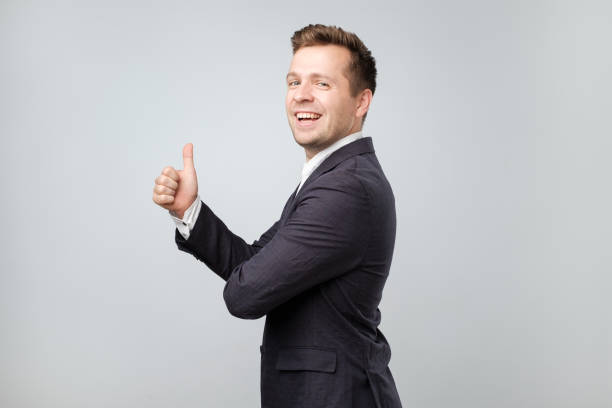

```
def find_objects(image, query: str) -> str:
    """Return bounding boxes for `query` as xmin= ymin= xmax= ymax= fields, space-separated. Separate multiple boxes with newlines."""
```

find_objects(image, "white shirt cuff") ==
xmin=169 ymin=196 xmax=202 ymax=240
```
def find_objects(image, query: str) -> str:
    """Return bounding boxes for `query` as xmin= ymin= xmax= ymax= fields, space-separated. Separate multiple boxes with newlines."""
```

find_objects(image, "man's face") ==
xmin=286 ymin=45 xmax=365 ymax=159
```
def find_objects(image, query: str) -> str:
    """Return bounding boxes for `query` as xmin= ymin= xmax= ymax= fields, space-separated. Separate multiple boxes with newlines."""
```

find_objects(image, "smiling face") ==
xmin=286 ymin=44 xmax=371 ymax=160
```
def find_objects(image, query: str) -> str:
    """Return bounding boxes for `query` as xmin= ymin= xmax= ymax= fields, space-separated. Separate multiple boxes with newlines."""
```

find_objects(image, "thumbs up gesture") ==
xmin=152 ymin=143 xmax=198 ymax=219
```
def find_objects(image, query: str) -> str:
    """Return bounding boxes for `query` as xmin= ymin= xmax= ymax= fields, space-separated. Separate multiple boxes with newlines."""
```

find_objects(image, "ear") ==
xmin=355 ymin=88 xmax=373 ymax=119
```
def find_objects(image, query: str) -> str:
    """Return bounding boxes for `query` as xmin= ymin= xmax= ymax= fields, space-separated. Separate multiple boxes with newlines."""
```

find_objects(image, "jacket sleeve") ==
xmin=175 ymin=200 xmax=280 ymax=279
xmin=222 ymin=172 xmax=371 ymax=319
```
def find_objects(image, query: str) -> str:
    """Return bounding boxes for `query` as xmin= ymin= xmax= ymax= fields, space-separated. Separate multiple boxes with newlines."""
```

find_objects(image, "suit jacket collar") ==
xmin=293 ymin=136 xmax=375 ymax=202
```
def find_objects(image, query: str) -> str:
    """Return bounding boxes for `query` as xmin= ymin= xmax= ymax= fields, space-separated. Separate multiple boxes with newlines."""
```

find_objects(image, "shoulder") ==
xmin=296 ymin=150 xmax=393 ymax=209
xmin=305 ymin=164 xmax=370 ymax=204
xmin=318 ymin=152 xmax=389 ymax=202
xmin=291 ymin=166 xmax=370 ymax=226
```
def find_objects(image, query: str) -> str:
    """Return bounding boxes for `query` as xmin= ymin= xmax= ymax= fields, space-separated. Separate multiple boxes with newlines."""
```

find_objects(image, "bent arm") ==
xmin=222 ymin=173 xmax=371 ymax=319
xmin=176 ymin=200 xmax=280 ymax=280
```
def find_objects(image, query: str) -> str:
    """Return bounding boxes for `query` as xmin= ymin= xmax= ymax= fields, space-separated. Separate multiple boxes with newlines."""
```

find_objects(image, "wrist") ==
xmin=173 ymin=196 xmax=199 ymax=221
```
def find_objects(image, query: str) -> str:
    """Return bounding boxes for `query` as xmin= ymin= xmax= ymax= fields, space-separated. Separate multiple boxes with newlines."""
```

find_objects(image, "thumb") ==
xmin=182 ymin=143 xmax=195 ymax=171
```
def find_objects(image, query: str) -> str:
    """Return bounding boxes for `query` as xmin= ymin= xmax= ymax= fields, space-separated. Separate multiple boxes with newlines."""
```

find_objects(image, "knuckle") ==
xmin=162 ymin=177 xmax=175 ymax=188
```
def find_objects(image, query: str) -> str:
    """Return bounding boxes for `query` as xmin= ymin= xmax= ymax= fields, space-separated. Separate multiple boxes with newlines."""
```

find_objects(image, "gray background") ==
xmin=1 ymin=0 xmax=610 ymax=407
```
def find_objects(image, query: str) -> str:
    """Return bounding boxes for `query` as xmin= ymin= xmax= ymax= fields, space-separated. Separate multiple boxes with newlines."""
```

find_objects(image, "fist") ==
xmin=152 ymin=143 xmax=198 ymax=219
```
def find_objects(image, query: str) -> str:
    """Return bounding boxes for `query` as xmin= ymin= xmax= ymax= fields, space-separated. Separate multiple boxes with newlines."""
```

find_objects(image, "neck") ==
xmin=304 ymin=130 xmax=363 ymax=161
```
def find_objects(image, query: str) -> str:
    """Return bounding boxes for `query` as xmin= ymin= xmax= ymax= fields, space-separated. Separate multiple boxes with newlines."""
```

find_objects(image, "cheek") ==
xmin=340 ymin=98 xmax=357 ymax=117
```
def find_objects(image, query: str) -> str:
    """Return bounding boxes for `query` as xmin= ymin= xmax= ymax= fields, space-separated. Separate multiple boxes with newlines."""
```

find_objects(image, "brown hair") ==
xmin=291 ymin=24 xmax=377 ymax=97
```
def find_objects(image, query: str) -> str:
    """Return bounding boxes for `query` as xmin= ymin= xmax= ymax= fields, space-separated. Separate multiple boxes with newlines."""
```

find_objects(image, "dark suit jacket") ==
xmin=175 ymin=137 xmax=402 ymax=408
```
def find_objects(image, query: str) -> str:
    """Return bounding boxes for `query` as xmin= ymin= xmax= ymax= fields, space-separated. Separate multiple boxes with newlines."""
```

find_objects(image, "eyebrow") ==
xmin=286 ymin=72 xmax=334 ymax=81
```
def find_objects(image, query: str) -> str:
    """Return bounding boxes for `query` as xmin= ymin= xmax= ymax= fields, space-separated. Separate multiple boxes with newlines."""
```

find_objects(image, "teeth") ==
xmin=296 ymin=112 xmax=321 ymax=119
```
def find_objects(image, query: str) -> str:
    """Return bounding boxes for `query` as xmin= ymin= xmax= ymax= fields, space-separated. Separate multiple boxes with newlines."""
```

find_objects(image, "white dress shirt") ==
xmin=170 ymin=131 xmax=364 ymax=240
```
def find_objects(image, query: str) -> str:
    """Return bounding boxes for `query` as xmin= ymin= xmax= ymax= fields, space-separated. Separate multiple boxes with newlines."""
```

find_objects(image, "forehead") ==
xmin=288 ymin=44 xmax=352 ymax=78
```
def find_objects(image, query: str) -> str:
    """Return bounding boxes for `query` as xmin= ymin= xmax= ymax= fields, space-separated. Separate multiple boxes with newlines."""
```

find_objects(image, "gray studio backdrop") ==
xmin=1 ymin=1 xmax=610 ymax=407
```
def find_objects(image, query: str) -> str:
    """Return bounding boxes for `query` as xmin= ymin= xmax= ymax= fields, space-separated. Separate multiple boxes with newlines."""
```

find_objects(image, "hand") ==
xmin=152 ymin=143 xmax=198 ymax=219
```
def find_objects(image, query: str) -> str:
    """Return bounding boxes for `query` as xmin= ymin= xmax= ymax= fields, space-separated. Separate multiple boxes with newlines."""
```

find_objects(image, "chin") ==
xmin=292 ymin=129 xmax=319 ymax=146
xmin=293 ymin=137 xmax=315 ymax=150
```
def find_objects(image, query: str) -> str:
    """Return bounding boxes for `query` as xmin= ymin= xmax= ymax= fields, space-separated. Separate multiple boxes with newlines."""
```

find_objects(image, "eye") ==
xmin=317 ymin=81 xmax=330 ymax=88
xmin=288 ymin=80 xmax=300 ymax=87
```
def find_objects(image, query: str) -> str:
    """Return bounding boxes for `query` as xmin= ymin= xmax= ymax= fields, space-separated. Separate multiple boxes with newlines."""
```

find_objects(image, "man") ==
xmin=152 ymin=24 xmax=402 ymax=408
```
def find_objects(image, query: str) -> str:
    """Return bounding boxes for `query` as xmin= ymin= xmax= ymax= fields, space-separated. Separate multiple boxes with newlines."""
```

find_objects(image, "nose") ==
xmin=293 ymin=82 xmax=314 ymax=103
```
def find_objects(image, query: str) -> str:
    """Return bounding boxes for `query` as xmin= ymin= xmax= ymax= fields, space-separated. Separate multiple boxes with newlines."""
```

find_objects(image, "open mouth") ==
xmin=296 ymin=112 xmax=322 ymax=123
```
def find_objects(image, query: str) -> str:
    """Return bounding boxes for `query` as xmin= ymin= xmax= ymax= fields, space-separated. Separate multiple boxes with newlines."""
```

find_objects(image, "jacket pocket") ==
xmin=275 ymin=347 xmax=337 ymax=373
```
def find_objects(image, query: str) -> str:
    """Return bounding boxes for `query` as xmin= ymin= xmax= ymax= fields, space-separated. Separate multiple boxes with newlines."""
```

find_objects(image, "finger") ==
xmin=155 ymin=174 xmax=178 ymax=190
xmin=162 ymin=166 xmax=179 ymax=182
xmin=154 ymin=184 xmax=175 ymax=195
xmin=182 ymin=143 xmax=194 ymax=171
xmin=153 ymin=194 xmax=175 ymax=205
